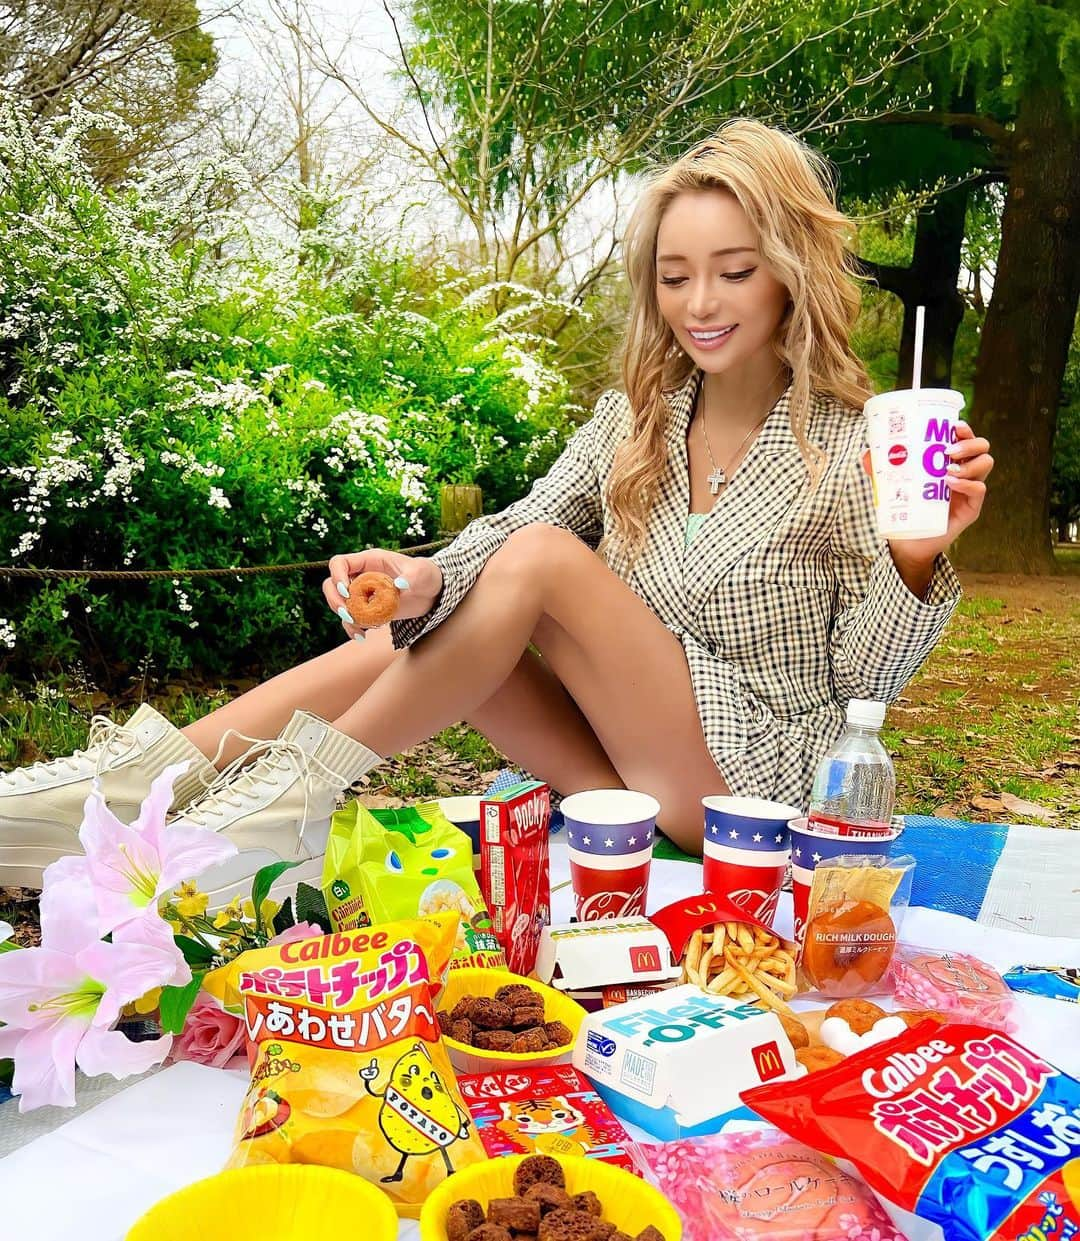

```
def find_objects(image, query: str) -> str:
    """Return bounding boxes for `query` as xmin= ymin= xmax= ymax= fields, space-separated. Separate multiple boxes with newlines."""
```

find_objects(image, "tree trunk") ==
xmin=861 ymin=183 xmax=969 ymax=386
xmin=954 ymin=86 xmax=1080 ymax=573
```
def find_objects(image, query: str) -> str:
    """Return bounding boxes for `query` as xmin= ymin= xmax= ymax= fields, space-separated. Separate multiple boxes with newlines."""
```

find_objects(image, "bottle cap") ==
xmin=846 ymin=698 xmax=886 ymax=729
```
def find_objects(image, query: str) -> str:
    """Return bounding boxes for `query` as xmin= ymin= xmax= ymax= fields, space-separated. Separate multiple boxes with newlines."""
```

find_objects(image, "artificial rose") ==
xmin=170 ymin=993 xmax=246 ymax=1068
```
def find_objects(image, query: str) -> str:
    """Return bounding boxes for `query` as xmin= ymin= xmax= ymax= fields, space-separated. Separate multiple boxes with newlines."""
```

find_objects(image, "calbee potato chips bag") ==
xmin=216 ymin=913 xmax=486 ymax=1216
xmin=322 ymin=800 xmax=507 ymax=971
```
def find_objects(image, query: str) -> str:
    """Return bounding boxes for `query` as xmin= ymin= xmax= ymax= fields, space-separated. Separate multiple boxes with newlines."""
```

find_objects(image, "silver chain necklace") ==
xmin=701 ymin=406 xmax=772 ymax=495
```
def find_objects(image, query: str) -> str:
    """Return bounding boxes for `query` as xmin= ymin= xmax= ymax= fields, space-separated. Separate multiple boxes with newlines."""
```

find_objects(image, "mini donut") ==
xmin=778 ymin=1011 xmax=810 ymax=1050
xmin=795 ymin=1045 xmax=844 ymax=1074
xmin=824 ymin=998 xmax=887 ymax=1035
xmin=897 ymin=1008 xmax=947 ymax=1028
xmin=346 ymin=571 xmax=399 ymax=627
xmin=801 ymin=898 xmax=896 ymax=997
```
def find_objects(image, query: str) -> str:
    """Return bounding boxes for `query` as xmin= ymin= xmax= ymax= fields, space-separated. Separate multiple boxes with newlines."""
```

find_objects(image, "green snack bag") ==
xmin=322 ymin=799 xmax=508 ymax=971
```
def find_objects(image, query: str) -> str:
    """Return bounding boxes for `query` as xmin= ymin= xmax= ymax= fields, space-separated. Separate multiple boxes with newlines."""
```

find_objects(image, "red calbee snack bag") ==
xmin=743 ymin=1021 xmax=1080 ymax=1241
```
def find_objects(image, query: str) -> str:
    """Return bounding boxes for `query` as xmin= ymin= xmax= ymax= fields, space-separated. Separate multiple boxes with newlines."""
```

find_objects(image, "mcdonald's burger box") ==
xmin=571 ymin=984 xmax=799 ymax=1140
xmin=534 ymin=918 xmax=682 ymax=1011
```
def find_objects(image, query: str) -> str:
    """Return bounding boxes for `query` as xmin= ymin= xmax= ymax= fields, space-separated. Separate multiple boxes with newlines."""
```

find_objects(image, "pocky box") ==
xmin=457 ymin=1063 xmax=638 ymax=1171
xmin=479 ymin=780 xmax=551 ymax=975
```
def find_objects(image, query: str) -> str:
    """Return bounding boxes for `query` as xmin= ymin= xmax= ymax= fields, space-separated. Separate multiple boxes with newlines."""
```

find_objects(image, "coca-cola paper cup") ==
xmin=701 ymin=796 xmax=799 ymax=924
xmin=561 ymin=789 xmax=659 ymax=922
xmin=789 ymin=816 xmax=900 ymax=945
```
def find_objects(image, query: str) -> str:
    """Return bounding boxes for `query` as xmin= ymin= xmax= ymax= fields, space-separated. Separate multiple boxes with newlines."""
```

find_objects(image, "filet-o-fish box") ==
xmin=572 ymin=984 xmax=799 ymax=1140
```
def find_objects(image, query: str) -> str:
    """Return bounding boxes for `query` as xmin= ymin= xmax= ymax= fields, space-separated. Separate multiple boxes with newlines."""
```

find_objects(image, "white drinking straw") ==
xmin=912 ymin=304 xmax=925 ymax=391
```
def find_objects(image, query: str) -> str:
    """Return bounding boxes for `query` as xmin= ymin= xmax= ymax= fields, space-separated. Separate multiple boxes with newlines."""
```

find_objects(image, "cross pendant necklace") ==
xmin=701 ymin=405 xmax=770 ymax=495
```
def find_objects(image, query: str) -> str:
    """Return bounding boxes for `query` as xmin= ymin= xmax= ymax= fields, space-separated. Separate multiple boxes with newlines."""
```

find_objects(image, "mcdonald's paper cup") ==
xmin=789 ymin=817 xmax=900 ymax=945
xmin=702 ymin=796 xmax=799 ymax=924
xmin=562 ymin=789 xmax=659 ymax=921
xmin=864 ymin=388 xmax=964 ymax=540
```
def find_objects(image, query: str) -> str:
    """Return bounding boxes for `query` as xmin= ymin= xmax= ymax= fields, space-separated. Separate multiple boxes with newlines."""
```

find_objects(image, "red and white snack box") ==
xmin=457 ymin=1063 xmax=638 ymax=1172
xmin=535 ymin=917 xmax=682 ymax=994
xmin=479 ymin=780 xmax=551 ymax=975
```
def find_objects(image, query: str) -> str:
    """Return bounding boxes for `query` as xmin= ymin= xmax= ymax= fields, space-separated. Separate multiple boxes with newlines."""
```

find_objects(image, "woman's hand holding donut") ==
xmin=323 ymin=549 xmax=443 ymax=639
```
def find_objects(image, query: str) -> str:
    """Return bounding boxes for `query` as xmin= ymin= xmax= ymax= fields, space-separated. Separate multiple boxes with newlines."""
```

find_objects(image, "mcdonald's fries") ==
xmin=680 ymin=920 xmax=798 ymax=1015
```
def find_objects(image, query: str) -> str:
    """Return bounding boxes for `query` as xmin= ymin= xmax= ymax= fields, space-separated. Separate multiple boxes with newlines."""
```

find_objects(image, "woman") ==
xmin=0 ymin=120 xmax=992 ymax=900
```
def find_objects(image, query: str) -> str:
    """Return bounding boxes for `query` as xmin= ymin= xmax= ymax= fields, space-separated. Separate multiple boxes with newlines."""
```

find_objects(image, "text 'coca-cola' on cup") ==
xmin=702 ymin=796 xmax=799 ymax=924
xmin=561 ymin=788 xmax=659 ymax=922
xmin=864 ymin=388 xmax=965 ymax=541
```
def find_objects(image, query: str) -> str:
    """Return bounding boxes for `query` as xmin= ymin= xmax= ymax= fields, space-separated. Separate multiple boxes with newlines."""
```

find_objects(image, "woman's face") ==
xmin=655 ymin=188 xmax=790 ymax=378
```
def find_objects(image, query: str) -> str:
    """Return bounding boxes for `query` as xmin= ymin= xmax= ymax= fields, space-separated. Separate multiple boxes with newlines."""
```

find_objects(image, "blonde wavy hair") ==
xmin=600 ymin=118 xmax=872 ymax=570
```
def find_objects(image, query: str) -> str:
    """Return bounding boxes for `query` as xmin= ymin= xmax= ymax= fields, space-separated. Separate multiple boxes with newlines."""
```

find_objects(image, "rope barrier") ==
xmin=0 ymin=537 xmax=455 ymax=582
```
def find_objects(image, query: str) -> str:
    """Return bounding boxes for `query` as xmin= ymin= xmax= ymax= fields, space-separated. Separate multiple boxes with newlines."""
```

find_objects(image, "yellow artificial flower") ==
xmin=214 ymin=898 xmax=244 ymax=929
xmin=133 ymin=987 xmax=162 ymax=1015
xmin=242 ymin=897 xmax=281 ymax=927
xmin=175 ymin=880 xmax=208 ymax=919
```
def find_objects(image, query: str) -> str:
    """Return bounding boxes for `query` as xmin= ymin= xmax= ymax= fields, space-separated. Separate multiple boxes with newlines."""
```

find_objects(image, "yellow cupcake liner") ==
xmin=126 ymin=1164 xmax=398 ymax=1241
xmin=420 ymin=1153 xmax=682 ymax=1241
xmin=439 ymin=967 xmax=587 ymax=1075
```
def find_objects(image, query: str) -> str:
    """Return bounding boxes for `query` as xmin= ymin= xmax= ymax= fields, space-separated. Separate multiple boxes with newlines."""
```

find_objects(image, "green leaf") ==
xmin=295 ymin=882 xmax=331 ymax=934
xmin=174 ymin=934 xmax=216 ymax=965
xmin=0 ymin=939 xmax=20 ymax=954
xmin=272 ymin=896 xmax=296 ymax=936
xmin=251 ymin=861 xmax=301 ymax=921
xmin=158 ymin=978 xmax=203 ymax=1035
xmin=0 ymin=1057 xmax=12 ymax=1088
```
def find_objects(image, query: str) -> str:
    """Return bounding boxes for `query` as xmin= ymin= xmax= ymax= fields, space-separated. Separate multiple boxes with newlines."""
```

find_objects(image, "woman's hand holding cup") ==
xmin=323 ymin=549 xmax=443 ymax=638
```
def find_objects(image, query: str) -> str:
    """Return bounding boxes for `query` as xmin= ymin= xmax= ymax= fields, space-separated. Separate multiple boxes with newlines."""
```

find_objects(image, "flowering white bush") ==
xmin=0 ymin=104 xmax=578 ymax=679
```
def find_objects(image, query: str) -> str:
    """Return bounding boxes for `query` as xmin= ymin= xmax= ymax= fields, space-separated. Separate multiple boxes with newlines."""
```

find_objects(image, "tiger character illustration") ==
xmin=359 ymin=1042 xmax=472 ymax=1182
xmin=494 ymin=1096 xmax=597 ymax=1155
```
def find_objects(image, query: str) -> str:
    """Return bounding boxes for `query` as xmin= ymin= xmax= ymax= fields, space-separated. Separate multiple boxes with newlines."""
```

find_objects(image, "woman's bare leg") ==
xmin=331 ymin=524 xmax=729 ymax=852
xmin=181 ymin=626 xmax=623 ymax=793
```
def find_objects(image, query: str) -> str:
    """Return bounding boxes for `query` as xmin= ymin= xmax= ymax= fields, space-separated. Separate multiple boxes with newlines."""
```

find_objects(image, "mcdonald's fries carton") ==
xmin=535 ymin=918 xmax=681 ymax=1004
xmin=572 ymin=984 xmax=798 ymax=1140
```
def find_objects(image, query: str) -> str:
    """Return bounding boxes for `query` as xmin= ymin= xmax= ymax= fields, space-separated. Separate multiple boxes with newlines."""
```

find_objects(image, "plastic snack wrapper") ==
xmin=322 ymin=799 xmax=507 ymax=971
xmin=215 ymin=913 xmax=487 ymax=1217
xmin=797 ymin=854 xmax=915 ymax=1000
xmin=743 ymin=1020 xmax=1080 ymax=1241
xmin=639 ymin=1128 xmax=908 ymax=1240
xmin=1003 ymin=965 xmax=1080 ymax=1005
xmin=894 ymin=946 xmax=1018 ymax=1032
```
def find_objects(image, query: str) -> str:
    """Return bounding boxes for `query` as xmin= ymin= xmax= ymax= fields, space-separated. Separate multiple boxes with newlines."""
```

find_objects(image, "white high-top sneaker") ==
xmin=0 ymin=703 xmax=220 ymax=888
xmin=172 ymin=709 xmax=383 ymax=909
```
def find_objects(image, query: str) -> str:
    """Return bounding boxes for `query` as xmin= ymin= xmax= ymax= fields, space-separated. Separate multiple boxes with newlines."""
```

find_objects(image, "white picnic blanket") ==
xmin=2 ymin=843 xmax=1079 ymax=1240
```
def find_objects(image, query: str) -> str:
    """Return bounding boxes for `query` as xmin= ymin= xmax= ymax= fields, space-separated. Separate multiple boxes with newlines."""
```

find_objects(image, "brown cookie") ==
xmin=489 ymin=1198 xmax=542 ymax=1232
xmin=450 ymin=1018 xmax=475 ymax=1044
xmin=524 ymin=1184 xmax=574 ymax=1216
xmin=542 ymin=1021 xmax=574 ymax=1048
xmin=451 ymin=997 xmax=477 ymax=1023
xmin=495 ymin=982 xmax=538 ymax=1006
xmin=514 ymin=1154 xmax=566 ymax=1195
xmin=538 ymin=1209 xmax=610 ymax=1241
xmin=447 ymin=1200 xmax=486 ymax=1241
xmin=471 ymin=998 xmax=514 ymax=1030
xmin=510 ymin=1027 xmax=549 ymax=1054
xmin=437 ymin=1009 xmax=455 ymax=1036
xmin=509 ymin=1004 xmax=547 ymax=1030
xmin=465 ymin=1226 xmax=512 ymax=1241
xmin=473 ymin=1028 xmax=516 ymax=1052
xmin=635 ymin=1229 xmax=667 ymax=1241
xmin=572 ymin=1191 xmax=603 ymax=1217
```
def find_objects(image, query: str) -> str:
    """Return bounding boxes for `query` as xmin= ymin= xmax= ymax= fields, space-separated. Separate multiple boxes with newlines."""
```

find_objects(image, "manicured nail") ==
xmin=946 ymin=444 xmax=963 ymax=457
xmin=337 ymin=606 xmax=355 ymax=624
xmin=947 ymin=463 xmax=961 ymax=474
xmin=394 ymin=576 xmax=410 ymax=590
xmin=353 ymin=631 xmax=365 ymax=642
xmin=336 ymin=580 xmax=350 ymax=598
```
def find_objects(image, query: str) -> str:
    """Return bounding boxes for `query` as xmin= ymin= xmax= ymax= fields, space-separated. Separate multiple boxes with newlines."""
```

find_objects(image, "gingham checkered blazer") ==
xmin=392 ymin=368 xmax=961 ymax=809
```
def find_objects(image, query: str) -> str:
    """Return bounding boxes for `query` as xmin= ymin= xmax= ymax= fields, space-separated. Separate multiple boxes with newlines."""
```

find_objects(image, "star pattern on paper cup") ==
xmin=728 ymin=829 xmax=739 ymax=840
xmin=812 ymin=851 xmax=823 ymax=863
xmin=604 ymin=838 xmax=614 ymax=848
xmin=752 ymin=833 xmax=762 ymax=842
xmin=774 ymin=833 xmax=784 ymax=844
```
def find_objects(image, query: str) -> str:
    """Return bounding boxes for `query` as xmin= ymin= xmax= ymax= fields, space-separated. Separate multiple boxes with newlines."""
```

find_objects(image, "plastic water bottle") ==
xmin=807 ymin=699 xmax=896 ymax=834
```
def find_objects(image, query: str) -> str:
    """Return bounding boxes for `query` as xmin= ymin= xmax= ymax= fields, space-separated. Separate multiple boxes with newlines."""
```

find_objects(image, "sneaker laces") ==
xmin=0 ymin=715 xmax=144 ymax=790
xmin=178 ymin=728 xmax=353 ymax=856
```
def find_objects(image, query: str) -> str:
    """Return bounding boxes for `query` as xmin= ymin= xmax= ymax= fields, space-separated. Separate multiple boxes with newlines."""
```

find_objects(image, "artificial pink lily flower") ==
xmin=0 ymin=877 xmax=179 ymax=1112
xmin=77 ymin=759 xmax=237 ymax=939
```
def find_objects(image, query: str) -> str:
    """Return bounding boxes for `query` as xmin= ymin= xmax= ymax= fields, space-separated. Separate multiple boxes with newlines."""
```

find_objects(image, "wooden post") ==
xmin=440 ymin=484 xmax=483 ymax=533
